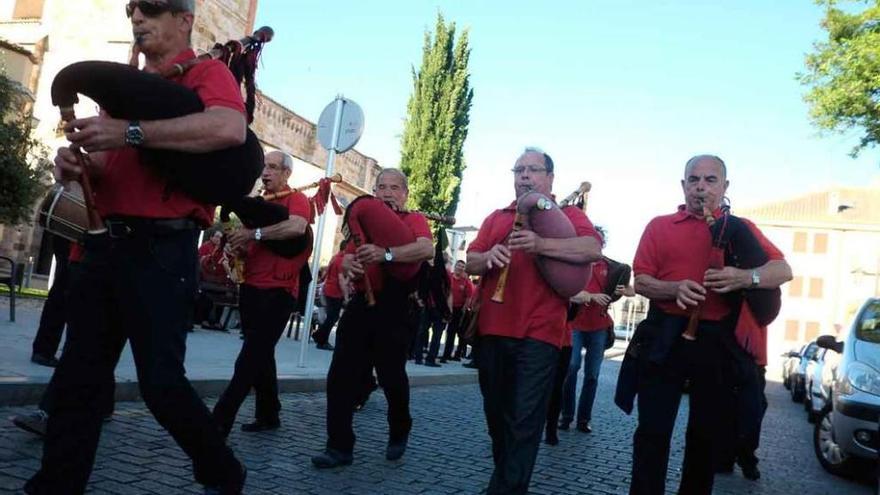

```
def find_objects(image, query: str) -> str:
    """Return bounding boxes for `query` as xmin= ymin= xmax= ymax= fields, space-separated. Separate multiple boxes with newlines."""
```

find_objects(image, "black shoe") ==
xmin=423 ymin=361 xmax=441 ymax=367
xmin=450 ymin=357 xmax=462 ymax=362
xmin=312 ymin=449 xmax=353 ymax=469
xmin=12 ymin=411 xmax=48 ymax=437
xmin=557 ymin=420 xmax=570 ymax=431
xmin=30 ymin=354 xmax=59 ymax=368
xmin=204 ymin=464 xmax=247 ymax=494
xmin=316 ymin=342 xmax=335 ymax=351
xmin=545 ymin=428 xmax=559 ymax=446
xmin=576 ymin=421 xmax=592 ymax=433
xmin=714 ymin=464 xmax=734 ymax=474
xmin=438 ymin=358 xmax=448 ymax=363
xmin=741 ymin=464 xmax=760 ymax=481
xmin=386 ymin=437 xmax=408 ymax=461
xmin=414 ymin=359 xmax=423 ymax=365
xmin=462 ymin=360 xmax=478 ymax=369
xmin=240 ymin=419 xmax=280 ymax=433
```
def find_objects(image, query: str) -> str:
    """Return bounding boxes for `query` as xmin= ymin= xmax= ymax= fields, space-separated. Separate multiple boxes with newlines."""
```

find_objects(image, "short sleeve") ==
xmin=404 ymin=213 xmax=433 ymax=241
xmin=186 ymin=60 xmax=246 ymax=113
xmin=288 ymin=192 xmax=312 ymax=223
xmin=468 ymin=211 xmax=500 ymax=253
xmin=633 ymin=219 xmax=659 ymax=277
xmin=562 ymin=206 xmax=601 ymax=242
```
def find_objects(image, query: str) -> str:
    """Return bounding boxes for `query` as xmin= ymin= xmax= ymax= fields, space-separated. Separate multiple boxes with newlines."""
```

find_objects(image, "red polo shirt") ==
xmin=451 ymin=273 xmax=475 ymax=308
xmin=243 ymin=188 xmax=313 ymax=297
xmin=323 ymin=252 xmax=344 ymax=299
xmin=347 ymin=211 xmax=433 ymax=294
xmin=569 ymin=259 xmax=614 ymax=332
xmin=633 ymin=205 xmax=784 ymax=320
xmin=468 ymin=202 xmax=600 ymax=348
xmin=93 ymin=49 xmax=246 ymax=227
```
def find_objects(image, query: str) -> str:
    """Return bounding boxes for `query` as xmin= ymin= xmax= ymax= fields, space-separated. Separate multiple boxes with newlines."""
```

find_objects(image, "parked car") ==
xmin=806 ymin=346 xmax=842 ymax=423
xmin=813 ymin=298 xmax=880 ymax=477
xmin=791 ymin=341 xmax=820 ymax=403
xmin=782 ymin=345 xmax=804 ymax=390
xmin=805 ymin=348 xmax=828 ymax=421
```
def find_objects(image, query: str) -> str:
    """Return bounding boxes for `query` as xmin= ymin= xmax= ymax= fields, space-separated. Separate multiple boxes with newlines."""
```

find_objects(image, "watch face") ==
xmin=384 ymin=250 xmax=393 ymax=261
xmin=126 ymin=124 xmax=144 ymax=145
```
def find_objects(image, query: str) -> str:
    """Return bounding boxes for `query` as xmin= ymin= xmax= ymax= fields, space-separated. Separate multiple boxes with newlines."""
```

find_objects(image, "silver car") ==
xmin=814 ymin=298 xmax=880 ymax=477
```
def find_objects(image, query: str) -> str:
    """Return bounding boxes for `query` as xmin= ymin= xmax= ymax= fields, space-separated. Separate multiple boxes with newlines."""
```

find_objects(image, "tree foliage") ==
xmin=0 ymin=72 xmax=49 ymax=225
xmin=399 ymin=13 xmax=474 ymax=225
xmin=798 ymin=0 xmax=880 ymax=158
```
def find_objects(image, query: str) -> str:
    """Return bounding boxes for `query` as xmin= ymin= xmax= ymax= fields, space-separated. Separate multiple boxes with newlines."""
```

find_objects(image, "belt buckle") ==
xmin=106 ymin=221 xmax=133 ymax=239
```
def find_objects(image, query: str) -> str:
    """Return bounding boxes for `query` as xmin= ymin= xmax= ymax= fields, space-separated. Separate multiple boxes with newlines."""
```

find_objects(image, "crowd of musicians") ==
xmin=13 ymin=1 xmax=794 ymax=494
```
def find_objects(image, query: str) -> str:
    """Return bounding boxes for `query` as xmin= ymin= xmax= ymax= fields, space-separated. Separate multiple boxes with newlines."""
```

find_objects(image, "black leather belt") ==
xmin=105 ymin=217 xmax=199 ymax=239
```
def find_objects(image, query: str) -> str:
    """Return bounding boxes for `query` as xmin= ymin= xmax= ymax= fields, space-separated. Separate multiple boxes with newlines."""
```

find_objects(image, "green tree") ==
xmin=399 ymin=13 xmax=473 ymax=226
xmin=798 ymin=0 xmax=880 ymax=158
xmin=0 ymin=72 xmax=49 ymax=225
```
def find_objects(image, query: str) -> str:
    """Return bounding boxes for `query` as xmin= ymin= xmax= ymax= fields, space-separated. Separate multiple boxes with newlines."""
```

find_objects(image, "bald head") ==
xmin=684 ymin=154 xmax=726 ymax=181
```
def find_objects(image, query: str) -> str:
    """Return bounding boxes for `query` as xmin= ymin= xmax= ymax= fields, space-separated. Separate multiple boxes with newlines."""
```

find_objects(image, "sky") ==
xmin=252 ymin=0 xmax=879 ymax=261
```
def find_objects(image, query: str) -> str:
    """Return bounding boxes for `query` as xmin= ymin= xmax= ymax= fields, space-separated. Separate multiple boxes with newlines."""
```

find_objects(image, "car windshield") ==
xmin=804 ymin=343 xmax=818 ymax=359
xmin=856 ymin=300 xmax=880 ymax=344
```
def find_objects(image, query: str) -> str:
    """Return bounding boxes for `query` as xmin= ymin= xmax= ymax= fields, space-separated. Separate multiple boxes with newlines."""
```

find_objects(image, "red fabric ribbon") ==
xmin=309 ymin=177 xmax=343 ymax=221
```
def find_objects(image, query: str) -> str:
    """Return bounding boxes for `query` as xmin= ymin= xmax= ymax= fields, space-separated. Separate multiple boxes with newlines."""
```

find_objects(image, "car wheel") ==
xmin=807 ymin=397 xmax=819 ymax=424
xmin=813 ymin=405 xmax=855 ymax=477
xmin=792 ymin=379 xmax=805 ymax=403
xmin=783 ymin=374 xmax=791 ymax=390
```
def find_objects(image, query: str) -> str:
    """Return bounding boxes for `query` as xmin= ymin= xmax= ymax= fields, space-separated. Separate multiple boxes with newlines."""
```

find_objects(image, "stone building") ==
xmin=0 ymin=0 xmax=380 ymax=285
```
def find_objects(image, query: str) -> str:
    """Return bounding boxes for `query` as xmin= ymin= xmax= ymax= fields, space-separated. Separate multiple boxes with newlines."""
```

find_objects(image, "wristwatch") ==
xmin=254 ymin=228 xmax=262 ymax=241
xmin=384 ymin=247 xmax=394 ymax=262
xmin=750 ymin=269 xmax=760 ymax=289
xmin=124 ymin=120 xmax=145 ymax=147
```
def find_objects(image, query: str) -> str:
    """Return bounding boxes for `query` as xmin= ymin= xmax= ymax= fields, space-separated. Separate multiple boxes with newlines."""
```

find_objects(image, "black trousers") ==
xmin=545 ymin=345 xmax=573 ymax=434
xmin=213 ymin=284 xmax=295 ymax=433
xmin=314 ymin=295 xmax=343 ymax=345
xmin=32 ymin=236 xmax=71 ymax=358
xmin=442 ymin=307 xmax=468 ymax=360
xmin=715 ymin=364 xmax=767 ymax=470
xmin=479 ymin=335 xmax=559 ymax=495
xmin=27 ymin=230 xmax=241 ymax=494
xmin=325 ymin=285 xmax=412 ymax=454
xmin=630 ymin=326 xmax=731 ymax=495
xmin=420 ymin=307 xmax=447 ymax=363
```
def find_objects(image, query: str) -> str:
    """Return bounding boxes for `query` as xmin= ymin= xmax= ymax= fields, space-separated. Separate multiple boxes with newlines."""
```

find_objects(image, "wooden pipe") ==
xmin=490 ymin=212 xmax=526 ymax=303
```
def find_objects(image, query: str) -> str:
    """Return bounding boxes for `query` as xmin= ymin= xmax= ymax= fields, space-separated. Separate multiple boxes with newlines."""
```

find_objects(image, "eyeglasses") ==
xmin=511 ymin=166 xmax=548 ymax=175
xmin=125 ymin=1 xmax=181 ymax=18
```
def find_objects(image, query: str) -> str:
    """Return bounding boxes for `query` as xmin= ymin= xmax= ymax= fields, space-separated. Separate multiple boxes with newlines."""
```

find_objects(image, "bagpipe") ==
xmin=684 ymin=200 xmax=782 ymax=341
xmin=342 ymin=195 xmax=455 ymax=306
xmin=42 ymin=27 xmax=311 ymax=258
xmin=491 ymin=184 xmax=593 ymax=303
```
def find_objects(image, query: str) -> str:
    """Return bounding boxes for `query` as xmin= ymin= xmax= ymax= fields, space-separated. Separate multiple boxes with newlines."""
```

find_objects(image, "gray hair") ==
xmin=521 ymin=146 xmax=555 ymax=174
xmin=684 ymin=154 xmax=726 ymax=180
xmin=375 ymin=168 xmax=409 ymax=191
xmin=266 ymin=150 xmax=294 ymax=171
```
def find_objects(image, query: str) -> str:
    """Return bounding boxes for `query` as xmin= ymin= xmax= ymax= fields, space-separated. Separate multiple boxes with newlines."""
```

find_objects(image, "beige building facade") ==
xmin=0 ymin=0 xmax=379 ymax=281
xmin=739 ymin=185 xmax=880 ymax=366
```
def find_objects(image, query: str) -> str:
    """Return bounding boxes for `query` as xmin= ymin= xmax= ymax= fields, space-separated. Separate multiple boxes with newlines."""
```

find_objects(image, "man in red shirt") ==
xmin=28 ymin=1 xmax=247 ymax=493
xmin=624 ymin=155 xmax=792 ymax=495
xmin=440 ymin=259 xmax=475 ymax=361
xmin=312 ymin=168 xmax=433 ymax=468
xmin=212 ymin=151 xmax=312 ymax=436
xmin=313 ymin=247 xmax=348 ymax=350
xmin=466 ymin=148 xmax=602 ymax=494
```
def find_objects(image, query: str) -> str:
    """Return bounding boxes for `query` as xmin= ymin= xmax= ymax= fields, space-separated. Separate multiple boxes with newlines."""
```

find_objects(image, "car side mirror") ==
xmin=816 ymin=335 xmax=843 ymax=354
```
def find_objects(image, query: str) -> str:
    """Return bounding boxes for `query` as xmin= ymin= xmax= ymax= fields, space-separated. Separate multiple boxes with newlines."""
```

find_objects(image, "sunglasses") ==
xmin=125 ymin=1 xmax=181 ymax=18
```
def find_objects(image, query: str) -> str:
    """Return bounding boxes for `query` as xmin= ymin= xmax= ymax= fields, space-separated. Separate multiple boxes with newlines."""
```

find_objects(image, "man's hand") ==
xmin=614 ymin=284 xmax=636 ymax=297
xmin=65 ymin=116 xmax=128 ymax=152
xmin=704 ymin=267 xmax=751 ymax=294
xmin=356 ymin=244 xmax=385 ymax=264
xmin=54 ymin=147 xmax=84 ymax=182
xmin=508 ymin=229 xmax=544 ymax=254
xmin=227 ymin=228 xmax=254 ymax=253
xmin=592 ymin=293 xmax=612 ymax=306
xmin=676 ymin=279 xmax=707 ymax=310
xmin=485 ymin=244 xmax=511 ymax=270
xmin=342 ymin=253 xmax=364 ymax=279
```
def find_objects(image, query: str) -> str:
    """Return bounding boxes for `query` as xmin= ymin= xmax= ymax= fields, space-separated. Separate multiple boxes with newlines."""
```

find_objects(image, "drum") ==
xmin=37 ymin=184 xmax=88 ymax=242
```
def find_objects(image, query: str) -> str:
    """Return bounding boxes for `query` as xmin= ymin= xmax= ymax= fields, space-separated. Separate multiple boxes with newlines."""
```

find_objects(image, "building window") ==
xmin=785 ymin=320 xmax=800 ymax=342
xmin=813 ymin=233 xmax=828 ymax=254
xmin=789 ymin=276 xmax=803 ymax=297
xmin=793 ymin=231 xmax=808 ymax=253
xmin=805 ymin=321 xmax=821 ymax=341
xmin=12 ymin=0 xmax=45 ymax=19
xmin=808 ymin=278 xmax=824 ymax=299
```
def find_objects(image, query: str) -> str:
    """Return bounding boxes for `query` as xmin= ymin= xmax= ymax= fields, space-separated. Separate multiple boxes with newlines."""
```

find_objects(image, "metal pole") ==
xmin=298 ymin=96 xmax=345 ymax=367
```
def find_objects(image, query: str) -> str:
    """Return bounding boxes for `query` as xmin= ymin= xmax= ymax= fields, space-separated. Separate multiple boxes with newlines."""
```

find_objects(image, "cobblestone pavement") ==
xmin=0 ymin=360 xmax=873 ymax=494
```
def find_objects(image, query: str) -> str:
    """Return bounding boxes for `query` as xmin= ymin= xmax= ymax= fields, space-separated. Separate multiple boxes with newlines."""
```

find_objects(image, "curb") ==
xmin=0 ymin=371 xmax=480 ymax=407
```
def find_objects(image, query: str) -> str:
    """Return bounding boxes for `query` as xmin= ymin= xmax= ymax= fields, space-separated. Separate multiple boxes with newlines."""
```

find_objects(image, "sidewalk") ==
xmin=0 ymin=298 xmax=628 ymax=406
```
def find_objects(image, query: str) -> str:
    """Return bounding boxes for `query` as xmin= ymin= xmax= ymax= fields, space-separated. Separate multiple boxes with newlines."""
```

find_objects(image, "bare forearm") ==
xmin=259 ymin=216 xmax=308 ymax=240
xmin=141 ymin=107 xmax=246 ymax=153
xmin=634 ymin=274 xmax=679 ymax=301
xmin=754 ymin=260 xmax=793 ymax=289
xmin=466 ymin=251 xmax=490 ymax=276
xmin=389 ymin=238 xmax=433 ymax=264
xmin=538 ymin=236 xmax=601 ymax=264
